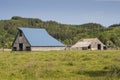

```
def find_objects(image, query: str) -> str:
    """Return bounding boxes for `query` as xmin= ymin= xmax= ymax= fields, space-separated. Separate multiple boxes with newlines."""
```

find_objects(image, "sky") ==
xmin=0 ymin=0 xmax=120 ymax=27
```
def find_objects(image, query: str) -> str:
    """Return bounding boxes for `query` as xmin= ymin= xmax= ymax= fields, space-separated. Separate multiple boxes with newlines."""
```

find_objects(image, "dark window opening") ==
xmin=19 ymin=43 xmax=23 ymax=51
xmin=26 ymin=47 xmax=31 ymax=51
xmin=13 ymin=47 xmax=17 ymax=51
xmin=98 ymin=44 xmax=101 ymax=50
xmin=104 ymin=46 xmax=107 ymax=50
xmin=88 ymin=45 xmax=91 ymax=49
xmin=82 ymin=47 xmax=88 ymax=50
xmin=19 ymin=31 xmax=22 ymax=36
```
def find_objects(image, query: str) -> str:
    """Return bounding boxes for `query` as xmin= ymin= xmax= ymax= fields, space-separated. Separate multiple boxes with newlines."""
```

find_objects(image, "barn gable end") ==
xmin=12 ymin=30 xmax=31 ymax=51
xmin=12 ymin=27 xmax=65 ymax=51
xmin=71 ymin=38 xmax=106 ymax=50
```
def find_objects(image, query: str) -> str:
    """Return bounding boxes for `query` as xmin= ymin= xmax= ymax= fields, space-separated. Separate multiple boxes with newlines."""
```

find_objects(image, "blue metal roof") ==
xmin=18 ymin=27 xmax=65 ymax=46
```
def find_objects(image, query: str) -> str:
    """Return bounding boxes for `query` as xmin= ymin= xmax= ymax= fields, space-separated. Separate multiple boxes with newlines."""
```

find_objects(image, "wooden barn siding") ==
xmin=90 ymin=39 xmax=104 ymax=50
xmin=13 ymin=32 xmax=30 ymax=51
xmin=70 ymin=39 xmax=105 ymax=50
xmin=31 ymin=46 xmax=65 ymax=51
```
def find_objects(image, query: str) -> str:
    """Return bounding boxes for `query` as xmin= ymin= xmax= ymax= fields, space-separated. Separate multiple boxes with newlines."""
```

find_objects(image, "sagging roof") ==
xmin=71 ymin=38 xmax=105 ymax=48
xmin=18 ymin=27 xmax=65 ymax=47
xmin=72 ymin=42 xmax=91 ymax=48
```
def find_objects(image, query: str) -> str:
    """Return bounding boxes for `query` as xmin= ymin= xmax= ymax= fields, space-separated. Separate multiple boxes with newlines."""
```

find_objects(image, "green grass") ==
xmin=0 ymin=50 xmax=120 ymax=80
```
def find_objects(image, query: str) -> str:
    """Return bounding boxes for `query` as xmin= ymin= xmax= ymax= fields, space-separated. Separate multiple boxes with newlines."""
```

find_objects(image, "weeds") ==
xmin=105 ymin=64 xmax=120 ymax=79
xmin=0 ymin=50 xmax=120 ymax=80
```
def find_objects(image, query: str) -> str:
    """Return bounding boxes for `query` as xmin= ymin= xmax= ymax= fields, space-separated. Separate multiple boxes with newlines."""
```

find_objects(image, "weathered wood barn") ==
xmin=12 ymin=27 xmax=65 ymax=51
xmin=71 ymin=38 xmax=106 ymax=50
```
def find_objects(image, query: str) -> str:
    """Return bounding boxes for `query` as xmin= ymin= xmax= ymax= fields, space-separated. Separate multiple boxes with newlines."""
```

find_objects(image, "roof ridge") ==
xmin=18 ymin=27 xmax=45 ymax=30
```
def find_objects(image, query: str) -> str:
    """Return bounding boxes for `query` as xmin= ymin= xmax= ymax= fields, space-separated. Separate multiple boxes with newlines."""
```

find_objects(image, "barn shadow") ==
xmin=76 ymin=70 xmax=120 ymax=79
xmin=76 ymin=70 xmax=111 ymax=77
xmin=82 ymin=70 xmax=108 ymax=77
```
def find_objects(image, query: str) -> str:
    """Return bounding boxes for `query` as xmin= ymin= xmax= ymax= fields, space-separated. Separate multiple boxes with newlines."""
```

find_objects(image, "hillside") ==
xmin=0 ymin=50 xmax=120 ymax=80
xmin=0 ymin=16 xmax=120 ymax=48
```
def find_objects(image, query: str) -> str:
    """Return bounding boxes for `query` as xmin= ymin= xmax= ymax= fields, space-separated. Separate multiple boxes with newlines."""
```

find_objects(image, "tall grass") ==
xmin=0 ymin=50 xmax=120 ymax=80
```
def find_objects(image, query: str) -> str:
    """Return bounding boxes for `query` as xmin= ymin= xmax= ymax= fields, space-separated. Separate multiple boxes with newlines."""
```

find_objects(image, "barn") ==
xmin=71 ymin=38 xmax=106 ymax=50
xmin=12 ymin=27 xmax=65 ymax=51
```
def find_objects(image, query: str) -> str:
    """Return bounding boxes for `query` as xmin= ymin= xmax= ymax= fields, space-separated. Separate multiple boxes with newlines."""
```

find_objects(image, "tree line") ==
xmin=0 ymin=16 xmax=120 ymax=48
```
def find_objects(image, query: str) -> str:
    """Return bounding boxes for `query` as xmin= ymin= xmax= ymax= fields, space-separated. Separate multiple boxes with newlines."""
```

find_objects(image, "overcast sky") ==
xmin=0 ymin=0 xmax=120 ymax=26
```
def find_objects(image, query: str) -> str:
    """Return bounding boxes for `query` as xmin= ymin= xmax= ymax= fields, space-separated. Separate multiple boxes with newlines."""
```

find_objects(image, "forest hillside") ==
xmin=0 ymin=16 xmax=120 ymax=48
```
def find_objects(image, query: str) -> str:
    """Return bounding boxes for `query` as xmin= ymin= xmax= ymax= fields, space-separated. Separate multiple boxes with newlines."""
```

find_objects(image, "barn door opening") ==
xmin=98 ymin=44 xmax=101 ymax=50
xmin=26 ymin=46 xmax=31 ymax=51
xmin=19 ymin=43 xmax=23 ymax=51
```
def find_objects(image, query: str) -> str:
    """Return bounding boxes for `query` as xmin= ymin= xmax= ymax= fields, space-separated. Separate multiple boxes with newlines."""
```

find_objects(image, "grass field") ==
xmin=0 ymin=50 xmax=120 ymax=80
